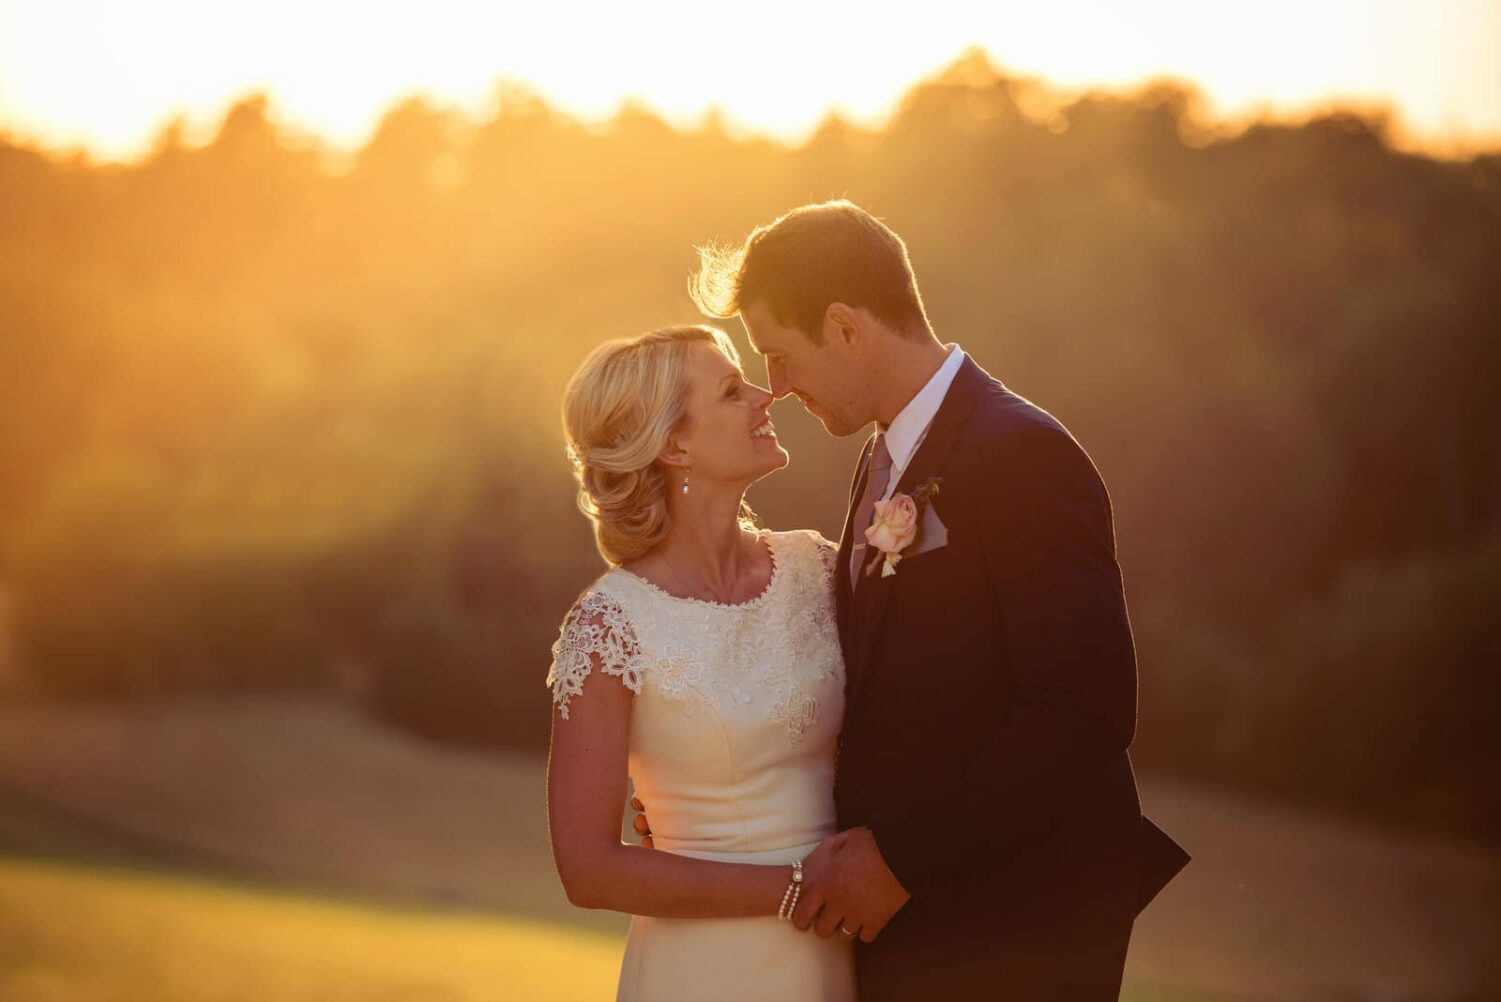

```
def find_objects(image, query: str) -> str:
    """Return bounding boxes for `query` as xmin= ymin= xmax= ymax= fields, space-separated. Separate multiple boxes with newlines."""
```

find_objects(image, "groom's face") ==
xmin=740 ymin=301 xmax=871 ymax=438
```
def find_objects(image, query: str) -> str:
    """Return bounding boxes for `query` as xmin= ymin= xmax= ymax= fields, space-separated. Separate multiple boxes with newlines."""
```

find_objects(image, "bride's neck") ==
xmin=656 ymin=485 xmax=753 ymax=585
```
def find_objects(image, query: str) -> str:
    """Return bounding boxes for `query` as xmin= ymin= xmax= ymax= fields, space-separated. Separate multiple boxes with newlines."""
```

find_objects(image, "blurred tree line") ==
xmin=1 ymin=52 xmax=1496 ymax=841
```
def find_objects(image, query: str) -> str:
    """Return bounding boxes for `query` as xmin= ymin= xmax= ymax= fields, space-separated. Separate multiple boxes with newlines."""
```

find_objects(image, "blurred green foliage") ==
xmin=1 ymin=54 xmax=1496 ymax=839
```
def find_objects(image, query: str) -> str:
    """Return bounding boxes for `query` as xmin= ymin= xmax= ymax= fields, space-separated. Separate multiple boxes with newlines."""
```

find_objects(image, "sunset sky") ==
xmin=1 ymin=0 xmax=1497 ymax=161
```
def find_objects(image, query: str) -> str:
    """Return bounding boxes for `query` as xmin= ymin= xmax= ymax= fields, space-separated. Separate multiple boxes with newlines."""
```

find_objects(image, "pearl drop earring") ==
xmin=681 ymin=471 xmax=690 ymax=495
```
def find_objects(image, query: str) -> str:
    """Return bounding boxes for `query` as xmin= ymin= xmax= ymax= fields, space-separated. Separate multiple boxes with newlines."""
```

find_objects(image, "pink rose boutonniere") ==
xmin=864 ymin=476 xmax=943 ymax=578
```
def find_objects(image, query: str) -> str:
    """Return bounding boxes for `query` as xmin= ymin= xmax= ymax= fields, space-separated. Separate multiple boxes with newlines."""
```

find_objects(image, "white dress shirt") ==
xmin=876 ymin=343 xmax=966 ymax=500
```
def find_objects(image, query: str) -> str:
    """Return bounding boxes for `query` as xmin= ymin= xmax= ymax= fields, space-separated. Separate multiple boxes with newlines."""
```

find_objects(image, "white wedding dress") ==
xmin=547 ymin=527 xmax=857 ymax=1002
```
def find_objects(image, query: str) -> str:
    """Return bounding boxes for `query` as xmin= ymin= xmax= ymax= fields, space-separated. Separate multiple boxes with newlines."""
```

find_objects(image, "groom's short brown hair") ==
xmin=690 ymin=200 xmax=932 ymax=345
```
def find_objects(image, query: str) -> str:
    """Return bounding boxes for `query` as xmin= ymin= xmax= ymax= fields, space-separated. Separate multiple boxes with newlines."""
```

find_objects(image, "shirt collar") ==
xmin=879 ymin=343 xmax=965 ymax=472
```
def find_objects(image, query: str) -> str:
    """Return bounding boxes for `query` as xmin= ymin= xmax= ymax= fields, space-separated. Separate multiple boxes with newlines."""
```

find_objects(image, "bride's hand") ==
xmin=630 ymin=796 xmax=654 ymax=848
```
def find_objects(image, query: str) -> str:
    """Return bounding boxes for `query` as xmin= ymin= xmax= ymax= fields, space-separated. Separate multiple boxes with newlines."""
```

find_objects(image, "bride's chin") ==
xmin=749 ymin=453 xmax=789 ymax=481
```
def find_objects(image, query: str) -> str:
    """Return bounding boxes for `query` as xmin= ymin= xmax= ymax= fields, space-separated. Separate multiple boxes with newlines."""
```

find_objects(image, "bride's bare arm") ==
xmin=546 ymin=645 xmax=793 ymax=918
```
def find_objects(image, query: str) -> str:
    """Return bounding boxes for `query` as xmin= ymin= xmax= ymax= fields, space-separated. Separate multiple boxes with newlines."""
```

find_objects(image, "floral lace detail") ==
xmin=650 ymin=641 xmax=752 ymax=715
xmin=546 ymin=590 xmax=645 ymax=720
xmin=598 ymin=529 xmax=843 ymax=744
xmin=811 ymin=532 xmax=839 ymax=582
xmin=763 ymin=532 xmax=842 ymax=741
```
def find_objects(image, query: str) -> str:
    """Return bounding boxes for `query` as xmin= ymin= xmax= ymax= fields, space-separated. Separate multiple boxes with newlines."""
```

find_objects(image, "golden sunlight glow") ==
xmin=1 ymin=0 xmax=1497 ymax=160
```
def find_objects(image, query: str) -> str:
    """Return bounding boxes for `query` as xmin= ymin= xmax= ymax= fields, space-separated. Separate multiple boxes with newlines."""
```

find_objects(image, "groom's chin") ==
xmin=822 ymin=416 xmax=863 ymax=439
xmin=807 ymin=409 xmax=845 ymax=437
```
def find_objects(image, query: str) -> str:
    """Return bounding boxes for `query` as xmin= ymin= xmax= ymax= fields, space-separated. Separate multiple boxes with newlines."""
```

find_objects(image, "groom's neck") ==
xmin=871 ymin=334 xmax=950 ymax=429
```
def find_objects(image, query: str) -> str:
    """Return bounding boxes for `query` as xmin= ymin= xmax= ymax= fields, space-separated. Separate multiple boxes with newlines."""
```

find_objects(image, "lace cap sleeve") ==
xmin=800 ymin=529 xmax=839 ymax=580
xmin=546 ymin=590 xmax=645 ymax=720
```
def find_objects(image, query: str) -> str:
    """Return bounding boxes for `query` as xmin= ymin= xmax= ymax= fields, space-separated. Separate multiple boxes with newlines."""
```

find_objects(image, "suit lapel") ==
xmin=845 ymin=355 xmax=991 ymax=712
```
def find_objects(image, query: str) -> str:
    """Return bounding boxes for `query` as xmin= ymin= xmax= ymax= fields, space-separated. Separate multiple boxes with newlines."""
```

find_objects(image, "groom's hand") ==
xmin=792 ymin=827 xmax=911 ymax=943
xmin=629 ymin=797 xmax=653 ymax=848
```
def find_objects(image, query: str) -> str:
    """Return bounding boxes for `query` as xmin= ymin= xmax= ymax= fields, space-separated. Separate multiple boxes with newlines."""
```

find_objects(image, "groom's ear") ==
xmin=823 ymin=302 xmax=862 ymax=349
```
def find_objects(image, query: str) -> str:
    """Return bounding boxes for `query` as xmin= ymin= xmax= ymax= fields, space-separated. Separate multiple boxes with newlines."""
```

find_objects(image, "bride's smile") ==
xmin=664 ymin=340 xmax=788 ymax=490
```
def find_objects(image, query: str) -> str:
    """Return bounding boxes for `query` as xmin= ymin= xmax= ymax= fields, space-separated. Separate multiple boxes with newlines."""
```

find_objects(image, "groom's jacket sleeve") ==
xmin=869 ymin=423 xmax=1138 ymax=899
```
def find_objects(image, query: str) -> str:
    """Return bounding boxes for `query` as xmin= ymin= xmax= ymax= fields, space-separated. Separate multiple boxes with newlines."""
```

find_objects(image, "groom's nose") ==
xmin=766 ymin=358 xmax=792 ymax=399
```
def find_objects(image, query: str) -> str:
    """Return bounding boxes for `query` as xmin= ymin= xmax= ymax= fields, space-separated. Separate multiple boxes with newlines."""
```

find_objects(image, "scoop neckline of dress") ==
xmin=613 ymin=528 xmax=782 ymax=611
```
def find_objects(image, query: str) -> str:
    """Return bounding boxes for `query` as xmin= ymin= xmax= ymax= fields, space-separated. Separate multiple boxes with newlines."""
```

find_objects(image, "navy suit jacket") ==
xmin=833 ymin=354 xmax=1190 ymax=1000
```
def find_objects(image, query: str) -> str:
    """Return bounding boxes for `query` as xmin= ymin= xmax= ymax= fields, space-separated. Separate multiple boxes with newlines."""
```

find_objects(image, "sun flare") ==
xmin=0 ymin=0 xmax=1497 ymax=161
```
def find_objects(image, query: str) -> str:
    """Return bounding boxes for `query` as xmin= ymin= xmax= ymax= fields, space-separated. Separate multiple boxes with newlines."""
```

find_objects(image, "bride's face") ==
xmin=670 ymin=341 xmax=788 ymax=489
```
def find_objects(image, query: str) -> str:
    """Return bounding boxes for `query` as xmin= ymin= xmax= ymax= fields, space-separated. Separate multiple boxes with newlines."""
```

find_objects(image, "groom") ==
xmin=649 ymin=200 xmax=1189 ymax=998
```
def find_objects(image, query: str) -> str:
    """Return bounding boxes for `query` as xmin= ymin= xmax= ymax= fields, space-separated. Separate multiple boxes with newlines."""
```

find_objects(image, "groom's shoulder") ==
xmin=963 ymin=378 xmax=1075 ymax=452
xmin=952 ymin=378 xmax=1107 ymax=489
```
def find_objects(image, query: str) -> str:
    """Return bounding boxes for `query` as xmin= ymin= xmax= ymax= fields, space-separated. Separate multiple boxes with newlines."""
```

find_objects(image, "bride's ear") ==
xmin=656 ymin=434 xmax=691 ymax=470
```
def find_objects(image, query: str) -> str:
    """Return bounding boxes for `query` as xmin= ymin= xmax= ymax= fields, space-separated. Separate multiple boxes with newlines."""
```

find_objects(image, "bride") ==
xmin=545 ymin=324 xmax=858 ymax=1001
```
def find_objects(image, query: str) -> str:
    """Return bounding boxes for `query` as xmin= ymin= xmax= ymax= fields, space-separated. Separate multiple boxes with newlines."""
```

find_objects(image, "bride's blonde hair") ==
xmin=563 ymin=324 xmax=758 ymax=566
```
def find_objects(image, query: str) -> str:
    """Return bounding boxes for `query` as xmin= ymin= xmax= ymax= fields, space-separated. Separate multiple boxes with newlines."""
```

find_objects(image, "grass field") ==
xmin=0 ymin=694 xmax=1496 ymax=1000
xmin=0 ymin=854 xmax=622 ymax=1002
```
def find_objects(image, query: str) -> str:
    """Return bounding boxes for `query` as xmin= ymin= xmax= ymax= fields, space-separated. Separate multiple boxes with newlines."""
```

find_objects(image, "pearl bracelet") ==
xmin=777 ymin=859 xmax=804 ymax=921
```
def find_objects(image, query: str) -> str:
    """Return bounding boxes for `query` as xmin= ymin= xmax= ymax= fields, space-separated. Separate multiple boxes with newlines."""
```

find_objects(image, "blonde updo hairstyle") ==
xmin=563 ymin=324 xmax=758 ymax=566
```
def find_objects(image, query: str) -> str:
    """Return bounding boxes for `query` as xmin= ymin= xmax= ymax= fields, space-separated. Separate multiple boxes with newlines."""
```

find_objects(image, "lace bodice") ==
xmin=546 ymin=528 xmax=846 ymax=853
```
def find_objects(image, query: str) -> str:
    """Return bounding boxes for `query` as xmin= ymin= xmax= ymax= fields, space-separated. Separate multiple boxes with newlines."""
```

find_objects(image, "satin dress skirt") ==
xmin=615 ymin=839 xmax=857 ymax=1002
